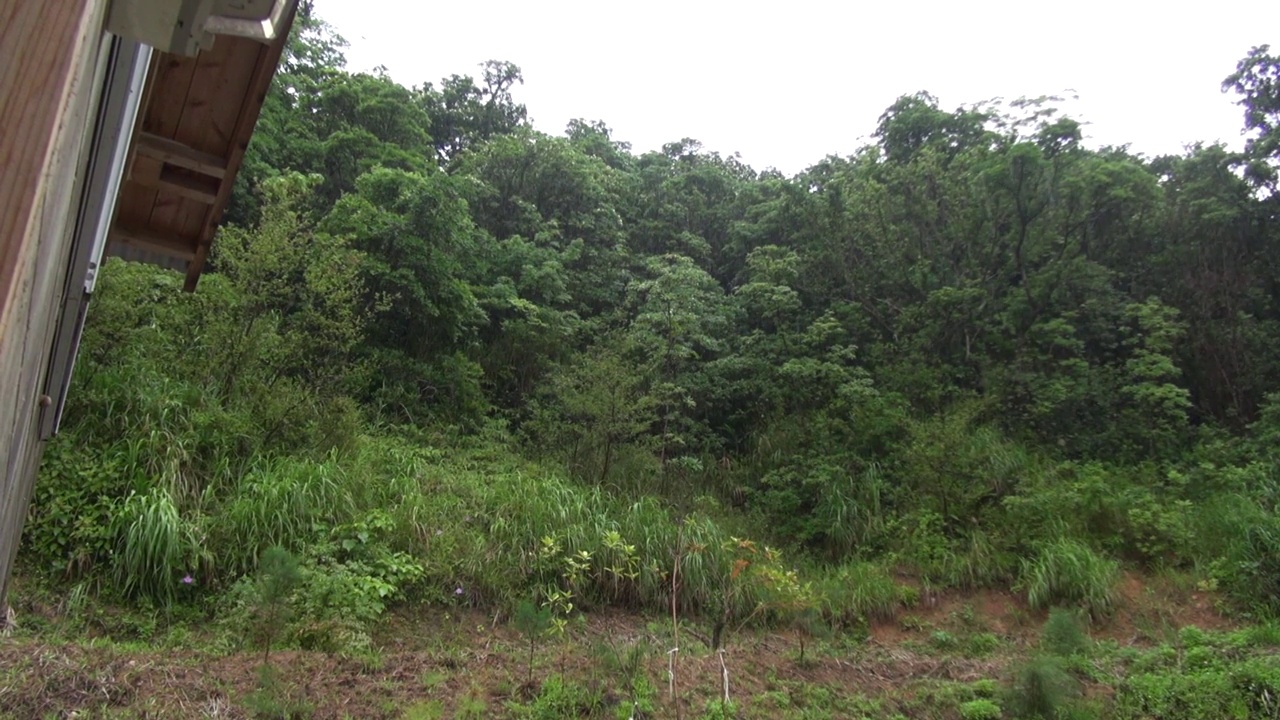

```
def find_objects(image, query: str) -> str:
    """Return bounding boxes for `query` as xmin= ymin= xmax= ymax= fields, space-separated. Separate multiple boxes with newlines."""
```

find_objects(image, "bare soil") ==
xmin=0 ymin=579 xmax=1247 ymax=719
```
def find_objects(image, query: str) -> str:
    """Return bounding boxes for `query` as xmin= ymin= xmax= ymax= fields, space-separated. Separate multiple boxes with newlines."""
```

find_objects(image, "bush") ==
xmin=24 ymin=440 xmax=139 ymax=578
xmin=1020 ymin=539 xmax=1119 ymax=619
xmin=1114 ymin=657 xmax=1280 ymax=720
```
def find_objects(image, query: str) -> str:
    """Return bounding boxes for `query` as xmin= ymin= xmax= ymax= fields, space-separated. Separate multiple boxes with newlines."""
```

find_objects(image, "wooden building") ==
xmin=0 ymin=0 xmax=295 ymax=617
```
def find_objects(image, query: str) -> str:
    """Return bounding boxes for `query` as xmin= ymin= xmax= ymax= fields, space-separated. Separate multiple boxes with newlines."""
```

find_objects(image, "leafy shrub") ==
xmin=1114 ymin=657 xmax=1280 ymax=720
xmin=970 ymin=679 xmax=999 ymax=698
xmin=1020 ymin=539 xmax=1119 ymax=618
xmin=25 ymin=440 xmax=138 ymax=578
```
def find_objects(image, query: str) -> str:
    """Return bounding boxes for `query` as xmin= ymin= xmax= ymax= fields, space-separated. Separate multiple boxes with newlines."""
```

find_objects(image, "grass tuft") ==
xmin=1020 ymin=538 xmax=1119 ymax=619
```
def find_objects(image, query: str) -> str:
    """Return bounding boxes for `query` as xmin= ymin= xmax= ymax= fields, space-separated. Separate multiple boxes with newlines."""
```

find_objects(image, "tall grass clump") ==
xmin=112 ymin=487 xmax=197 ymax=604
xmin=211 ymin=456 xmax=353 ymax=577
xmin=1020 ymin=538 xmax=1119 ymax=619
xmin=409 ymin=450 xmax=764 ymax=619
xmin=942 ymin=529 xmax=1017 ymax=590
xmin=811 ymin=463 xmax=888 ymax=558
xmin=819 ymin=560 xmax=906 ymax=625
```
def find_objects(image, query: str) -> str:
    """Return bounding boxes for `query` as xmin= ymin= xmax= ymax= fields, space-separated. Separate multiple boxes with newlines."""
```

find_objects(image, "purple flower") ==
xmin=454 ymin=586 xmax=464 ymax=596
xmin=181 ymin=575 xmax=194 ymax=585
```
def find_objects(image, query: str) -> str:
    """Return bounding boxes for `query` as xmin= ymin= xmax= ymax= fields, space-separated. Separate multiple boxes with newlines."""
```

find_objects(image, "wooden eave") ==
xmin=106 ymin=8 xmax=295 ymax=291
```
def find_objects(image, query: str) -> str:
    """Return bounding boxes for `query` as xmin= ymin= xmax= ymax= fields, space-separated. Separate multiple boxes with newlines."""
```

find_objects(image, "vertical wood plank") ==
xmin=0 ymin=0 xmax=110 ymax=613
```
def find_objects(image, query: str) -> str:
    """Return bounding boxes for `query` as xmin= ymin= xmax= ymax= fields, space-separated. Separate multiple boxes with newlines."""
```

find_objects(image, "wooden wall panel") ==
xmin=0 ymin=0 xmax=111 ymax=614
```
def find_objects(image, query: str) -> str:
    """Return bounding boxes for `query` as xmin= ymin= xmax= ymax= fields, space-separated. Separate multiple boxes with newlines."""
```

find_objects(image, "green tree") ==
xmin=1223 ymin=44 xmax=1280 ymax=191
xmin=320 ymin=167 xmax=487 ymax=424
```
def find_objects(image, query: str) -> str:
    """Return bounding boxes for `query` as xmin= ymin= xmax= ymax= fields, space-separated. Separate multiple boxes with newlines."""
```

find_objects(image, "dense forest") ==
xmin=10 ymin=5 xmax=1280 ymax=719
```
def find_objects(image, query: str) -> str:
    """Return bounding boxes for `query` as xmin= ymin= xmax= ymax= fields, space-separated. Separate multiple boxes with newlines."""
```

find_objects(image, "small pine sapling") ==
xmin=250 ymin=546 xmax=302 ymax=665
xmin=513 ymin=599 xmax=552 ymax=685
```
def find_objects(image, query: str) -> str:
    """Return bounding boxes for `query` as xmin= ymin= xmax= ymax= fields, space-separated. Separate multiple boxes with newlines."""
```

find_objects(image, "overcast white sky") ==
xmin=316 ymin=0 xmax=1279 ymax=176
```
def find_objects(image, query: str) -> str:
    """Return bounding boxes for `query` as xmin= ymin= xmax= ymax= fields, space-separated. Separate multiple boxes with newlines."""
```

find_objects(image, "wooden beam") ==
xmin=133 ymin=164 xmax=220 ymax=204
xmin=108 ymin=225 xmax=197 ymax=261
xmin=184 ymin=4 xmax=296 ymax=292
xmin=135 ymin=131 xmax=227 ymax=179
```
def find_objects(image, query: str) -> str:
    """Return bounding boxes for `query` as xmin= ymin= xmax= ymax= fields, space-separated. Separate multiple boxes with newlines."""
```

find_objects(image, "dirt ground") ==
xmin=0 ymin=576 xmax=1247 ymax=719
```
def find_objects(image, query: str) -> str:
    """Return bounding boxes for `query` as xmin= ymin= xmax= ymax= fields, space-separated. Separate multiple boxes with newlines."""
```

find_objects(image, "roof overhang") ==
xmin=105 ymin=3 xmax=296 ymax=290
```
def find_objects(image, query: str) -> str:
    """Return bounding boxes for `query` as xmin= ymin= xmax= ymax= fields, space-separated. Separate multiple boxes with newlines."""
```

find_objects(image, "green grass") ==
xmin=818 ymin=560 xmax=906 ymax=625
xmin=112 ymin=487 xmax=194 ymax=604
xmin=1020 ymin=538 xmax=1119 ymax=619
xmin=213 ymin=456 xmax=353 ymax=578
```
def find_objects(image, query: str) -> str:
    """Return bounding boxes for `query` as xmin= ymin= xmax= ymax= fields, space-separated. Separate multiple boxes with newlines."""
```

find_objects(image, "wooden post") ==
xmin=0 ymin=0 xmax=112 ymax=616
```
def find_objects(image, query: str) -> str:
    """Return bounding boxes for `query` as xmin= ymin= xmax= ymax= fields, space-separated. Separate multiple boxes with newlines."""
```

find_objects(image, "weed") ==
xmin=456 ymin=690 xmax=488 ymax=719
xmin=962 ymin=632 xmax=1002 ymax=657
xmin=400 ymin=700 xmax=444 ymax=720
xmin=899 ymin=614 xmax=928 ymax=632
xmin=420 ymin=670 xmax=448 ymax=692
xmin=512 ymin=675 xmax=603 ymax=719
xmin=698 ymin=698 xmax=737 ymax=720
xmin=930 ymin=630 xmax=958 ymax=651
xmin=244 ymin=664 xmax=312 ymax=719
xmin=958 ymin=698 xmax=1003 ymax=720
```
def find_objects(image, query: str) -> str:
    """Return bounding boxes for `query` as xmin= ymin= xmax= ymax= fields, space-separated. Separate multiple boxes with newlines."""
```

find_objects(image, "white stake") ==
xmin=718 ymin=648 xmax=730 ymax=705
xmin=667 ymin=647 xmax=679 ymax=699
